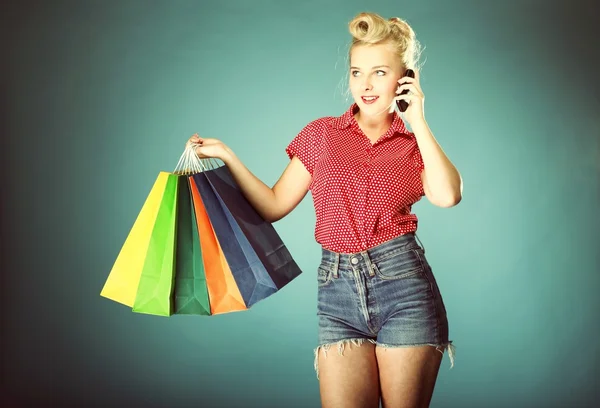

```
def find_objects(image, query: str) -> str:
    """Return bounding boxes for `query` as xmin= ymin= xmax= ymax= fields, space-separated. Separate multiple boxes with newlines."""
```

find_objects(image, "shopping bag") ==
xmin=203 ymin=165 xmax=302 ymax=289
xmin=131 ymin=173 xmax=179 ymax=316
xmin=102 ymin=144 xmax=303 ymax=317
xmin=100 ymin=172 xmax=170 ymax=306
xmin=192 ymin=172 xmax=278 ymax=307
xmin=189 ymin=178 xmax=247 ymax=314
xmin=173 ymin=176 xmax=211 ymax=315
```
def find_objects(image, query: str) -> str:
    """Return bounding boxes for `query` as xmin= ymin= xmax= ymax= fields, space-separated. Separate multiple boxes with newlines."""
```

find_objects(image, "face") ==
xmin=349 ymin=43 xmax=403 ymax=116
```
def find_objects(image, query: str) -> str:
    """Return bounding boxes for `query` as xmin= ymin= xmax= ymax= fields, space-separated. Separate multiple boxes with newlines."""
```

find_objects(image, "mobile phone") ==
xmin=396 ymin=69 xmax=415 ymax=112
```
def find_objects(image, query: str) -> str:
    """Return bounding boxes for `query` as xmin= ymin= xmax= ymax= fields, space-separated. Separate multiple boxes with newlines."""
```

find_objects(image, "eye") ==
xmin=376 ymin=70 xmax=386 ymax=76
xmin=351 ymin=70 xmax=360 ymax=77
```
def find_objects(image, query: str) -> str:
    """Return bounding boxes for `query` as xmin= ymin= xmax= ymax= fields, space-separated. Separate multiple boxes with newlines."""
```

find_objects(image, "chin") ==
xmin=360 ymin=102 xmax=391 ymax=115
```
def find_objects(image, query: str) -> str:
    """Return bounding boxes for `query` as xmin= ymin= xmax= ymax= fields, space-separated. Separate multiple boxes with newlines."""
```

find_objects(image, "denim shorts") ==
xmin=314 ymin=232 xmax=455 ymax=377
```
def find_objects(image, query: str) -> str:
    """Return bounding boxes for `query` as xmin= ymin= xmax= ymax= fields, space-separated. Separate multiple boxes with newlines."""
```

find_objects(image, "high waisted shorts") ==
xmin=314 ymin=232 xmax=455 ymax=377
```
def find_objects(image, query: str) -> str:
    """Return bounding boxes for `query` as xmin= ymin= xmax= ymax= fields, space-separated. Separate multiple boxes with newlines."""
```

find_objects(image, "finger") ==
xmin=398 ymin=76 xmax=416 ymax=85
xmin=198 ymin=138 xmax=222 ymax=144
xmin=396 ymin=83 xmax=414 ymax=93
xmin=194 ymin=145 xmax=205 ymax=158
xmin=396 ymin=84 xmax=422 ymax=97
xmin=393 ymin=94 xmax=418 ymax=104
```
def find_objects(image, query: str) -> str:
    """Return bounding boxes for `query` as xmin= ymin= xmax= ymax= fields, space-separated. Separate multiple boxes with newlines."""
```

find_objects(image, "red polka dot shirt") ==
xmin=285 ymin=103 xmax=425 ymax=253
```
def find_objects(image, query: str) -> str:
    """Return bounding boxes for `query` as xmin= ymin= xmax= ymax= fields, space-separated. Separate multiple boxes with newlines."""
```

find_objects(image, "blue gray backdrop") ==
xmin=2 ymin=0 xmax=599 ymax=407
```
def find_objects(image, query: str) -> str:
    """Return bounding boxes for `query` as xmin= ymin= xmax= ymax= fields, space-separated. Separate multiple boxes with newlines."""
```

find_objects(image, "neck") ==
xmin=354 ymin=108 xmax=394 ymax=132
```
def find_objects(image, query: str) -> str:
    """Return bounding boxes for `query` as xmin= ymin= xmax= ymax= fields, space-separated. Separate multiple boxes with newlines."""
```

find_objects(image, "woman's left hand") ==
xmin=393 ymin=69 xmax=426 ymax=126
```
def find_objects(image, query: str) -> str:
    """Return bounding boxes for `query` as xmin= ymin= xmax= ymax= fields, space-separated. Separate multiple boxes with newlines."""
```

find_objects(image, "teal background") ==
xmin=2 ymin=0 xmax=599 ymax=407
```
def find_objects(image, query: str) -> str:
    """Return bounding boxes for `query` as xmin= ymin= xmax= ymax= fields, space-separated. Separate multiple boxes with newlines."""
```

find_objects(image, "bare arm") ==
xmin=188 ymin=134 xmax=311 ymax=222
xmin=394 ymin=69 xmax=463 ymax=208
xmin=412 ymin=120 xmax=463 ymax=208
xmin=221 ymin=147 xmax=311 ymax=222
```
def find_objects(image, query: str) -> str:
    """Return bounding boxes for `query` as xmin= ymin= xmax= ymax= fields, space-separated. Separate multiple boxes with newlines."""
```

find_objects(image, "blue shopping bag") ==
xmin=202 ymin=165 xmax=302 ymax=289
xmin=192 ymin=172 xmax=278 ymax=307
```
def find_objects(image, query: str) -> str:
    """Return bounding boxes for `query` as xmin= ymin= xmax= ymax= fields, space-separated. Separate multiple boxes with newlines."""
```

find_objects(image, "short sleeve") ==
xmin=408 ymin=133 xmax=425 ymax=197
xmin=413 ymin=144 xmax=425 ymax=173
xmin=407 ymin=131 xmax=425 ymax=173
xmin=285 ymin=121 xmax=323 ymax=176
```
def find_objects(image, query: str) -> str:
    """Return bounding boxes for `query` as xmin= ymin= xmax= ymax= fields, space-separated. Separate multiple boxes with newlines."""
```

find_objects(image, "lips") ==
xmin=361 ymin=96 xmax=379 ymax=104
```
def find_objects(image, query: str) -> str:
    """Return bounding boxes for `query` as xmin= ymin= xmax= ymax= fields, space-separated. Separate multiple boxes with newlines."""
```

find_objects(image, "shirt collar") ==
xmin=330 ymin=103 xmax=410 ymax=138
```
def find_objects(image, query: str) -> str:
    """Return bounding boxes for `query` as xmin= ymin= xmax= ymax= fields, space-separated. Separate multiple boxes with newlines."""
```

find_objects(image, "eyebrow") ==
xmin=350 ymin=65 xmax=391 ymax=70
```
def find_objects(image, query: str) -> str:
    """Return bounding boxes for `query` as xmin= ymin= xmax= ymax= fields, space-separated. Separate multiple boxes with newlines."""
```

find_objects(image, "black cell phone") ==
xmin=396 ymin=69 xmax=415 ymax=112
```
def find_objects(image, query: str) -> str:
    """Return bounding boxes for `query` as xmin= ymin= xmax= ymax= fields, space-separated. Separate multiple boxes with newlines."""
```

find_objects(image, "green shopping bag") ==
xmin=173 ymin=176 xmax=211 ymax=315
xmin=132 ymin=173 xmax=179 ymax=316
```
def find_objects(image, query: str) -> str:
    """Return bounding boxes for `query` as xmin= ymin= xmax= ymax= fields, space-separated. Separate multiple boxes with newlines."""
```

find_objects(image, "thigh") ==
xmin=317 ymin=340 xmax=380 ymax=408
xmin=376 ymin=345 xmax=443 ymax=408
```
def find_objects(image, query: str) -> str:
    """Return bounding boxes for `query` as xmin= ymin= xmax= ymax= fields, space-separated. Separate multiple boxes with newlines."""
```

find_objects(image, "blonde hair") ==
xmin=348 ymin=12 xmax=423 ymax=71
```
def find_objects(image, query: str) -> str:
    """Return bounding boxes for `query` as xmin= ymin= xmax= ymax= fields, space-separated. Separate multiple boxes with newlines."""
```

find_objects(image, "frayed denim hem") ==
xmin=376 ymin=341 xmax=456 ymax=369
xmin=313 ymin=339 xmax=455 ymax=379
xmin=313 ymin=338 xmax=377 ymax=379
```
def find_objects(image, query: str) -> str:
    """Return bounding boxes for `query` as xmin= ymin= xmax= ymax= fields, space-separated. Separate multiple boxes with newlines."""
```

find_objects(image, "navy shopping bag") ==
xmin=202 ymin=165 xmax=302 ymax=289
xmin=192 ymin=172 xmax=278 ymax=307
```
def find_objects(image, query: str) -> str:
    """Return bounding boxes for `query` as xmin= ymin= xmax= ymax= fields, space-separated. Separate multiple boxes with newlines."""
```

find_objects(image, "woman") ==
xmin=187 ymin=11 xmax=461 ymax=408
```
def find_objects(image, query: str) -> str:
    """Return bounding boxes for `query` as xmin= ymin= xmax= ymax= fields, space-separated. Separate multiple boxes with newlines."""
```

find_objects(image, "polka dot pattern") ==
xmin=286 ymin=103 xmax=425 ymax=253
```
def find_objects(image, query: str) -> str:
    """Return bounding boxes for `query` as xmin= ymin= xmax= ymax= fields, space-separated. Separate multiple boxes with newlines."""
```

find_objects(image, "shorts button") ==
xmin=351 ymin=257 xmax=359 ymax=265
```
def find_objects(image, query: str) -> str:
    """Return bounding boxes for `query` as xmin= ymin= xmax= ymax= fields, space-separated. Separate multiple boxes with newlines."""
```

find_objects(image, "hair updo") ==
xmin=348 ymin=12 xmax=423 ymax=71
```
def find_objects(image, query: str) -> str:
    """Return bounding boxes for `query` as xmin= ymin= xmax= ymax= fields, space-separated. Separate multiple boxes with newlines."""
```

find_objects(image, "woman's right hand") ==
xmin=186 ymin=133 xmax=231 ymax=162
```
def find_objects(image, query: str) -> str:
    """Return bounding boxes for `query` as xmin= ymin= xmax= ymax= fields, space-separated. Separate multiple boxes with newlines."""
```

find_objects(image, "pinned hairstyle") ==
xmin=348 ymin=12 xmax=423 ymax=71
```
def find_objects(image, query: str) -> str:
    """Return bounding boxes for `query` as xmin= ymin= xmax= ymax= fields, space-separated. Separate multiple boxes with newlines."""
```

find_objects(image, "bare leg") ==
xmin=316 ymin=339 xmax=380 ymax=408
xmin=376 ymin=345 xmax=444 ymax=408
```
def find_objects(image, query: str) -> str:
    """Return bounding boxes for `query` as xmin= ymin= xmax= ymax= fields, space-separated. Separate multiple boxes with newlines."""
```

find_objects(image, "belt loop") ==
xmin=415 ymin=233 xmax=425 ymax=253
xmin=363 ymin=250 xmax=376 ymax=277
xmin=333 ymin=253 xmax=340 ymax=278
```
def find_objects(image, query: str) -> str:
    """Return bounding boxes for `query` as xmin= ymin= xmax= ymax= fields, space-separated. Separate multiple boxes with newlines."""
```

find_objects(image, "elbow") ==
xmin=267 ymin=214 xmax=282 ymax=223
xmin=264 ymin=208 xmax=286 ymax=223
xmin=431 ymin=190 xmax=462 ymax=208
xmin=262 ymin=211 xmax=278 ymax=223
xmin=438 ymin=176 xmax=463 ymax=208
xmin=259 ymin=192 xmax=283 ymax=223
xmin=438 ymin=194 xmax=461 ymax=208
xmin=423 ymin=171 xmax=463 ymax=208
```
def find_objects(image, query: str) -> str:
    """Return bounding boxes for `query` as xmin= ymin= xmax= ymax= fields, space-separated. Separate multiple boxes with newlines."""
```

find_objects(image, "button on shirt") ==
xmin=285 ymin=103 xmax=425 ymax=253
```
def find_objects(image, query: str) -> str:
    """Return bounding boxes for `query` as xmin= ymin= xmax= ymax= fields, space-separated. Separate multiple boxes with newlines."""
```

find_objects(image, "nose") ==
xmin=359 ymin=75 xmax=373 ymax=91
